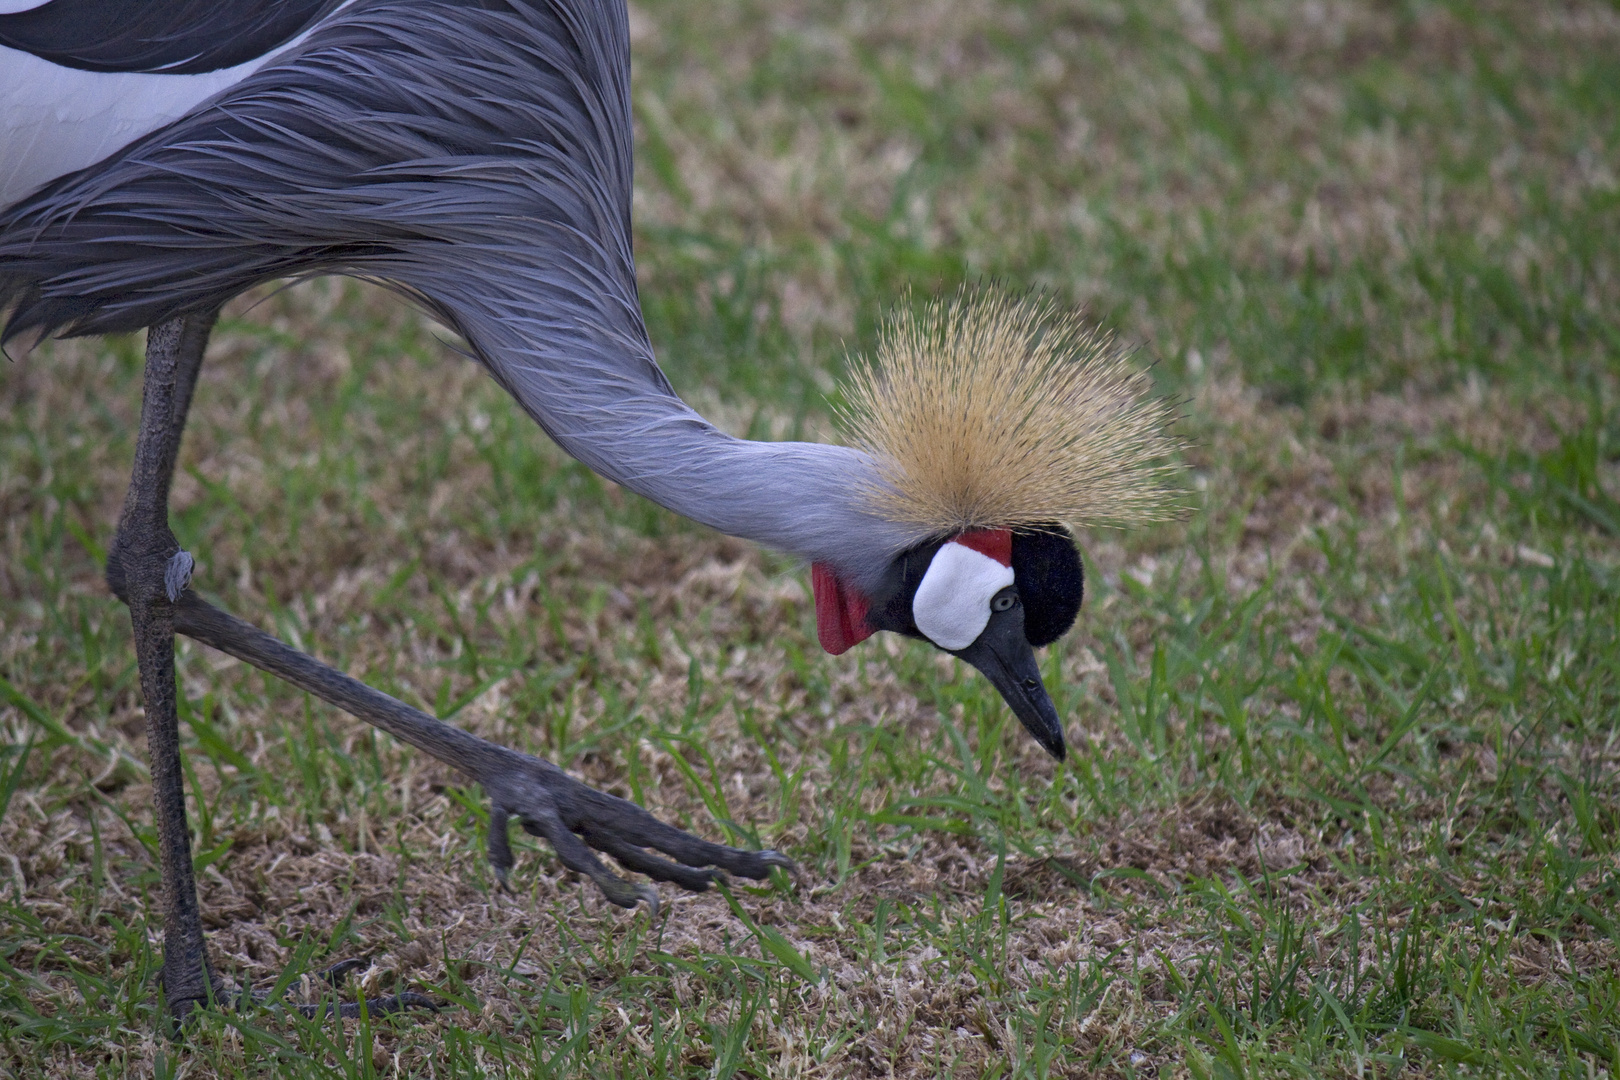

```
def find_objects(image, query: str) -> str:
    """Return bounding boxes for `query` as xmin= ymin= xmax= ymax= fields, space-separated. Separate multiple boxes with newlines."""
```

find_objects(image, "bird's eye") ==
xmin=992 ymin=591 xmax=1017 ymax=612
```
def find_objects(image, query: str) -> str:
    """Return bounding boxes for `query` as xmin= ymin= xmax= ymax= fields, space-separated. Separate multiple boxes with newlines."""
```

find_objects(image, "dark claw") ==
xmin=758 ymin=850 xmax=797 ymax=875
xmin=477 ymin=755 xmax=793 ymax=912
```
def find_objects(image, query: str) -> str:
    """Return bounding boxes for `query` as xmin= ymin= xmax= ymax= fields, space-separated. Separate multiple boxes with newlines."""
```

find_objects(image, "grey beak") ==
xmin=954 ymin=603 xmax=1066 ymax=760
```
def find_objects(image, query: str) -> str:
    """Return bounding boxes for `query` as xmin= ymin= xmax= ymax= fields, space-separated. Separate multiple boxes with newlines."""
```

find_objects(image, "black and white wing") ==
xmin=0 ymin=0 xmax=346 ymax=207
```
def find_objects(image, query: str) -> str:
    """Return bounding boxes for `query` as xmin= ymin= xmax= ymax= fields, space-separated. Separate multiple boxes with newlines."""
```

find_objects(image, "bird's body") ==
xmin=2 ymin=0 xmax=1176 ymax=1024
xmin=2 ymin=0 xmax=923 ymax=588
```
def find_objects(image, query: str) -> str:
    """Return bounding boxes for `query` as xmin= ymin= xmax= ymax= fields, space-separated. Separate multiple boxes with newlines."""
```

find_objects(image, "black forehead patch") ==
xmin=1012 ymin=526 xmax=1084 ymax=648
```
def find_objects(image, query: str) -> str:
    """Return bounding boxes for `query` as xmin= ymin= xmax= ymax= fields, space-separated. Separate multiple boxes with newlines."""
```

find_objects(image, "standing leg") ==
xmin=106 ymin=313 xmax=438 ymax=1027
xmin=105 ymin=312 xmax=218 ymax=1025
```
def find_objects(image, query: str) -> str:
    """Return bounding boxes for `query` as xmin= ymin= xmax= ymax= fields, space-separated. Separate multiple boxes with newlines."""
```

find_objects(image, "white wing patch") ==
xmin=913 ymin=541 xmax=1015 ymax=651
xmin=0 ymin=4 xmax=351 ymax=210
xmin=0 ymin=50 xmax=264 ymax=208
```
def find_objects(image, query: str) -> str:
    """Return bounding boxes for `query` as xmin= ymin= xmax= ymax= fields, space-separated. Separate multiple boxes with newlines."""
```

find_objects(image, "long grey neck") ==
xmin=441 ymin=275 xmax=925 ymax=592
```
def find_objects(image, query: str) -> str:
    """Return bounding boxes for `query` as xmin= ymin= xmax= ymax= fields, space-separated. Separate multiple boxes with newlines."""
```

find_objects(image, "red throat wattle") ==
xmin=811 ymin=563 xmax=871 ymax=655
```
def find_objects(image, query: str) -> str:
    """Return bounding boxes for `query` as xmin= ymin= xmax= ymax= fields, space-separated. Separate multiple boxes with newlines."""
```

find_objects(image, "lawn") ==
xmin=2 ymin=0 xmax=1617 ymax=1076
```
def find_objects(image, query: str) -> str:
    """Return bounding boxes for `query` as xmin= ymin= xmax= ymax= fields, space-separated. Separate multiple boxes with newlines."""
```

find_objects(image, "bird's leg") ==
xmin=105 ymin=313 xmax=221 ymax=1027
xmin=170 ymin=592 xmax=793 ymax=912
xmin=108 ymin=314 xmax=435 ymax=1028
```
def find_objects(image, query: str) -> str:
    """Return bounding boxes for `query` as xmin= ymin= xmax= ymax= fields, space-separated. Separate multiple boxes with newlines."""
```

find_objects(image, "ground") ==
xmin=2 ymin=0 xmax=1618 ymax=1076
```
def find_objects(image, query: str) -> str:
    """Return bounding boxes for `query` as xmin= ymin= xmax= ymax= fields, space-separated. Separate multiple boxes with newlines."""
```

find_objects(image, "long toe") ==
xmin=522 ymin=804 xmax=662 ymax=910
xmin=297 ymin=992 xmax=441 ymax=1020
xmin=486 ymin=806 xmax=516 ymax=892
xmin=568 ymin=786 xmax=790 ymax=880
xmin=581 ymin=824 xmax=724 ymax=892
xmin=246 ymin=959 xmax=440 ymax=1020
xmin=315 ymin=958 xmax=370 ymax=987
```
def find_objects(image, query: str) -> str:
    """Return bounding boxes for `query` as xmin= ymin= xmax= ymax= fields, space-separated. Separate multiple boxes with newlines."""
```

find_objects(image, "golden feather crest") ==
xmin=837 ymin=289 xmax=1184 ymax=534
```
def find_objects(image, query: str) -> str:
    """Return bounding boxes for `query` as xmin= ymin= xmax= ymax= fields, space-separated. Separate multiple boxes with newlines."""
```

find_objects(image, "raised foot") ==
xmin=479 ymin=752 xmax=795 ymax=915
xmin=163 ymin=589 xmax=792 ymax=920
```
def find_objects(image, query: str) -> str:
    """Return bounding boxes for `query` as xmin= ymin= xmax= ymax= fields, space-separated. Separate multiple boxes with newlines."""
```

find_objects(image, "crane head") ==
xmin=813 ymin=288 xmax=1184 ymax=761
xmin=811 ymin=526 xmax=1082 ymax=760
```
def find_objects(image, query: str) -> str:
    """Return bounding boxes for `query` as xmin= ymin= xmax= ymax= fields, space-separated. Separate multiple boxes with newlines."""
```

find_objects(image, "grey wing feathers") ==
xmin=0 ymin=0 xmax=644 ymax=369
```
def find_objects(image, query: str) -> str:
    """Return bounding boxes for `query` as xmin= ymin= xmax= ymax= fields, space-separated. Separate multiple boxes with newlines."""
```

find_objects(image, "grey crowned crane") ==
xmin=0 ymin=0 xmax=1178 ymax=1023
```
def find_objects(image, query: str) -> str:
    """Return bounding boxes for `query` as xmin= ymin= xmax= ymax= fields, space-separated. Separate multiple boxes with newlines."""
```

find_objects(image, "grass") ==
xmin=2 ymin=0 xmax=1618 ymax=1075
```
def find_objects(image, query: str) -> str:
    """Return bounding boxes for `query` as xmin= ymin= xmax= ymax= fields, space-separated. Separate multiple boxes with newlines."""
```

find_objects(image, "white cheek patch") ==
xmin=913 ymin=542 xmax=1016 ymax=651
